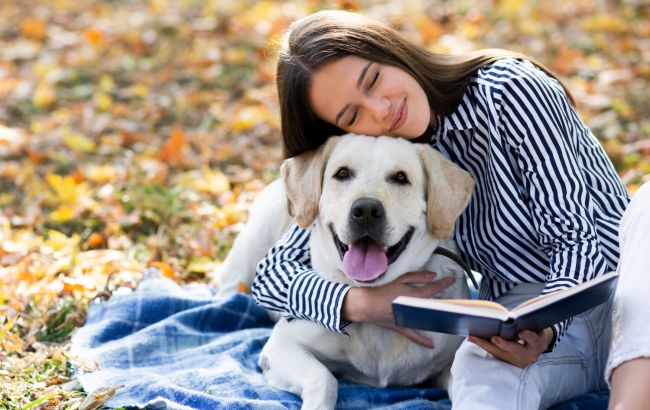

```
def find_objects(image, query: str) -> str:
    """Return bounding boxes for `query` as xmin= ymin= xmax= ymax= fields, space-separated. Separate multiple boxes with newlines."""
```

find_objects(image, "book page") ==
xmin=441 ymin=299 xmax=510 ymax=312
xmin=392 ymin=296 xmax=511 ymax=320
xmin=510 ymin=271 xmax=617 ymax=317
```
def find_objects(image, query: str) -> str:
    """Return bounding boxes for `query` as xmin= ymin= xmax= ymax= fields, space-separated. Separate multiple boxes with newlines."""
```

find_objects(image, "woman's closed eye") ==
xmin=346 ymin=70 xmax=380 ymax=127
xmin=367 ymin=70 xmax=379 ymax=90
xmin=347 ymin=109 xmax=358 ymax=127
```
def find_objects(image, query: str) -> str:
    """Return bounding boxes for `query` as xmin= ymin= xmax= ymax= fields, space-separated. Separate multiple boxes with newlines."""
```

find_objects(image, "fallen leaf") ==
xmin=148 ymin=261 xmax=176 ymax=280
xmin=158 ymin=129 xmax=187 ymax=166
xmin=20 ymin=17 xmax=48 ymax=40
xmin=84 ymin=27 xmax=104 ymax=44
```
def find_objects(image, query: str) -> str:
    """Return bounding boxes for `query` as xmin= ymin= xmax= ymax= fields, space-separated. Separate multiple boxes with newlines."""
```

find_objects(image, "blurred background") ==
xmin=0 ymin=0 xmax=648 ymax=407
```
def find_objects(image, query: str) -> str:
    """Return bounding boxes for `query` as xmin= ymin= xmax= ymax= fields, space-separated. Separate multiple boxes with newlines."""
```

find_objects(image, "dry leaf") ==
xmin=148 ymin=261 xmax=176 ymax=280
xmin=20 ymin=17 xmax=48 ymax=40
xmin=158 ymin=129 xmax=187 ymax=166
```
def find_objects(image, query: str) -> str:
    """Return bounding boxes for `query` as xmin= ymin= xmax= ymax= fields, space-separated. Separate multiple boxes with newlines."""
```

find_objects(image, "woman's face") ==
xmin=309 ymin=55 xmax=432 ymax=139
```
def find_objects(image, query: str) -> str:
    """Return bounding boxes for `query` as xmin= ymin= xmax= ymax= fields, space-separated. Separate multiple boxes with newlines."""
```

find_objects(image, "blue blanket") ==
xmin=71 ymin=276 xmax=609 ymax=409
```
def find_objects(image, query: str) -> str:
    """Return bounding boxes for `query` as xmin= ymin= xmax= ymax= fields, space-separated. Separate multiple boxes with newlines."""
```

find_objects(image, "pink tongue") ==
xmin=342 ymin=240 xmax=388 ymax=282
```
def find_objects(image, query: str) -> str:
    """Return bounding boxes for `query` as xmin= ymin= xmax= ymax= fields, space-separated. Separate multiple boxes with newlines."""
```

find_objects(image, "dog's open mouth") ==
xmin=330 ymin=225 xmax=415 ymax=282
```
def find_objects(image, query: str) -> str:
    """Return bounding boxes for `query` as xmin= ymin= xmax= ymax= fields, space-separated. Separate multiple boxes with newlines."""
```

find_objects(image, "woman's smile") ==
xmin=390 ymin=97 xmax=407 ymax=132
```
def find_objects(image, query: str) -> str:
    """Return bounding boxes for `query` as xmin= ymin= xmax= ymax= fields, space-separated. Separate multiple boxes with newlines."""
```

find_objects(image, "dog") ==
xmin=213 ymin=134 xmax=474 ymax=409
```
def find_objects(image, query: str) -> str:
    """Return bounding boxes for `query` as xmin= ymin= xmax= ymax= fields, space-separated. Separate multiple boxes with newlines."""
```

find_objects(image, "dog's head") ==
xmin=282 ymin=134 xmax=474 ymax=286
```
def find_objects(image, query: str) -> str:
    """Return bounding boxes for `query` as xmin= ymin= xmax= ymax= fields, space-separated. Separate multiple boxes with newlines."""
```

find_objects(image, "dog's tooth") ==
xmin=382 ymin=246 xmax=389 ymax=252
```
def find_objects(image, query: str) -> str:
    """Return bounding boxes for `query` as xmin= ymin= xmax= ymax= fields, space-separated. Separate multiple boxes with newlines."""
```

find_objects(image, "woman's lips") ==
xmin=390 ymin=98 xmax=407 ymax=132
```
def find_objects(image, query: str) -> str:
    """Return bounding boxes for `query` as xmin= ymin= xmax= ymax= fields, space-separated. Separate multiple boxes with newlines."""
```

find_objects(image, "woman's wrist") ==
xmin=342 ymin=287 xmax=366 ymax=322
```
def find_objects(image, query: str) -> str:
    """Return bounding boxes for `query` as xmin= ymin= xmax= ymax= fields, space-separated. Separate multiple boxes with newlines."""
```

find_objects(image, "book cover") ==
xmin=392 ymin=272 xmax=618 ymax=340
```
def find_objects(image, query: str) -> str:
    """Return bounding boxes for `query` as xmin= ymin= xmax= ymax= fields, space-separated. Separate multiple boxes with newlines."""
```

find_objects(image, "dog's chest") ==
xmin=340 ymin=324 xmax=456 ymax=387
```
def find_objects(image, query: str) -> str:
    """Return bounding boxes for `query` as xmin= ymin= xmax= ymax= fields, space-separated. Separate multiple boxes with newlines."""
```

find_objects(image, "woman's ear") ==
xmin=417 ymin=145 xmax=474 ymax=239
xmin=281 ymin=137 xmax=339 ymax=228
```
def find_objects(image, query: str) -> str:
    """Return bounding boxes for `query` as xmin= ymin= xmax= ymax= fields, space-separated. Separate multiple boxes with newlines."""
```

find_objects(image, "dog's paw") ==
xmin=301 ymin=378 xmax=338 ymax=410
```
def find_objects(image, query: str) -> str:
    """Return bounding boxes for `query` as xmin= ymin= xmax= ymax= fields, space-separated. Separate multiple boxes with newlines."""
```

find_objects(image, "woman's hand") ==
xmin=467 ymin=328 xmax=555 ymax=368
xmin=342 ymin=271 xmax=456 ymax=348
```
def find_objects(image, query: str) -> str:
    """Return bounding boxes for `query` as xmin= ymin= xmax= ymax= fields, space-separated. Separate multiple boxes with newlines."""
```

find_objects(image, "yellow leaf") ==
xmin=187 ymin=257 xmax=216 ymax=273
xmin=31 ymin=119 xmax=44 ymax=134
xmin=191 ymin=166 xmax=230 ymax=195
xmin=148 ymin=0 xmax=168 ymax=13
xmin=99 ymin=75 xmax=115 ymax=92
xmin=0 ymin=317 xmax=17 ymax=341
xmin=44 ymin=230 xmax=80 ymax=252
xmin=49 ymin=205 xmax=75 ymax=222
xmin=95 ymin=92 xmax=113 ymax=112
xmin=230 ymin=105 xmax=271 ymax=132
xmin=63 ymin=133 xmax=96 ymax=153
xmin=20 ymin=17 xmax=48 ymax=40
xmin=0 ymin=193 xmax=15 ymax=206
xmin=498 ymin=0 xmax=525 ymax=18
xmin=214 ymin=204 xmax=244 ymax=229
xmin=32 ymin=63 xmax=56 ymax=80
xmin=612 ymin=98 xmax=634 ymax=119
xmin=32 ymin=84 xmax=56 ymax=109
xmin=46 ymin=173 xmax=87 ymax=202
xmin=582 ymin=14 xmax=626 ymax=33
xmin=130 ymin=83 xmax=150 ymax=98
xmin=459 ymin=22 xmax=481 ymax=40
xmin=84 ymin=164 xmax=117 ymax=184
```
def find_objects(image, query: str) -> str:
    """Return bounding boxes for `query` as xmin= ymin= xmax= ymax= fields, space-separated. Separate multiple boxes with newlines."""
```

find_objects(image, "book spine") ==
xmin=499 ymin=320 xmax=517 ymax=340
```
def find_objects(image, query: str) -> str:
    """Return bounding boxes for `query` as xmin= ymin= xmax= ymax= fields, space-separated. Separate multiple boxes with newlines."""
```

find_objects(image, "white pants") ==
xmin=450 ymin=182 xmax=650 ymax=410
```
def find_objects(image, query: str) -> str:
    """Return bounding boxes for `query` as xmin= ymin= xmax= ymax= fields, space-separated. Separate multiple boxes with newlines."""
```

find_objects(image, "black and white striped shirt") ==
xmin=252 ymin=58 xmax=630 ymax=347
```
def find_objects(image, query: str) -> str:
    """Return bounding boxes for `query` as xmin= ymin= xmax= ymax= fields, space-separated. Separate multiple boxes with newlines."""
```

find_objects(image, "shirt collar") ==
xmin=442 ymin=91 xmax=478 ymax=131
xmin=428 ymin=89 xmax=477 ymax=144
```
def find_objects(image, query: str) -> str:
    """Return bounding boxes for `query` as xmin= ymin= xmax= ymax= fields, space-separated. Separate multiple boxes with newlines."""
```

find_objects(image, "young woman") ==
xmin=251 ymin=10 xmax=650 ymax=409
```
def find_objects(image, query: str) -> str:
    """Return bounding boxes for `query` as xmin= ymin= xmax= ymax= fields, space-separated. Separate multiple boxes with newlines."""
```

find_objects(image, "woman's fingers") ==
xmin=467 ymin=332 xmax=549 ymax=368
xmin=468 ymin=336 xmax=527 ymax=368
xmin=400 ymin=270 xmax=437 ymax=284
xmin=413 ymin=277 xmax=456 ymax=297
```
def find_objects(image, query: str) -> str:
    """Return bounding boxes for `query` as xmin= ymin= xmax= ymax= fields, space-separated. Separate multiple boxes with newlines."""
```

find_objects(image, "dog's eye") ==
xmin=390 ymin=171 xmax=410 ymax=185
xmin=334 ymin=167 xmax=352 ymax=180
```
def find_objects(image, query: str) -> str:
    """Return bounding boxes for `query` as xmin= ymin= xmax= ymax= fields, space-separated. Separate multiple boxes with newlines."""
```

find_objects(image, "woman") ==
xmin=251 ymin=10 xmax=649 ymax=409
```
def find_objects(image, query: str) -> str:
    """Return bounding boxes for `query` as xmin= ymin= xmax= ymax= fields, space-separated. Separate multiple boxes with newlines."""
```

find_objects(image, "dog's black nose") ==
xmin=350 ymin=197 xmax=385 ymax=230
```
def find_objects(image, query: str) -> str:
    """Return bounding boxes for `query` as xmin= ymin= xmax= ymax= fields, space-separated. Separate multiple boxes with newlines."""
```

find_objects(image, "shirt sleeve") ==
xmin=251 ymin=223 xmax=352 ymax=333
xmin=497 ymin=61 xmax=614 ymax=348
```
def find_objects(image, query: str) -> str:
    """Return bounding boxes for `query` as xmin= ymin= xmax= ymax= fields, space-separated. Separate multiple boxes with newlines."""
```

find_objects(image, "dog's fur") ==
xmin=213 ymin=134 xmax=474 ymax=409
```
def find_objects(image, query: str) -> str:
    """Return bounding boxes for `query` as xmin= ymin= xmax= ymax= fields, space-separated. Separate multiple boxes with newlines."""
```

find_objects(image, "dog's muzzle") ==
xmin=330 ymin=222 xmax=415 ymax=283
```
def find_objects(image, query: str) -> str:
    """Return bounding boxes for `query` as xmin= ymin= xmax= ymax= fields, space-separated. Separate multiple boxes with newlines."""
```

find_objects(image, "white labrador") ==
xmin=213 ymin=134 xmax=474 ymax=409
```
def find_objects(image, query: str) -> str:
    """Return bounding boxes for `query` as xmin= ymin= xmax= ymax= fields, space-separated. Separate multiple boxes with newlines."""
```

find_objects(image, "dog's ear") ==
xmin=417 ymin=145 xmax=474 ymax=239
xmin=281 ymin=138 xmax=339 ymax=228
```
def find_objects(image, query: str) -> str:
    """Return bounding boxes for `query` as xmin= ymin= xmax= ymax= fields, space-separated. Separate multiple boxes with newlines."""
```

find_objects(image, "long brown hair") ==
xmin=277 ymin=10 xmax=574 ymax=158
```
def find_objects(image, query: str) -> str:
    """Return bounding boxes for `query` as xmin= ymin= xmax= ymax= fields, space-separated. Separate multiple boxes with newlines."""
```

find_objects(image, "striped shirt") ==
xmin=252 ymin=58 xmax=630 ymax=347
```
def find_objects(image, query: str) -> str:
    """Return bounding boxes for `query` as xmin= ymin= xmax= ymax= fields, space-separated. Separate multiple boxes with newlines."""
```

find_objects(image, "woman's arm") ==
xmin=252 ymin=223 xmax=351 ymax=332
xmin=252 ymin=223 xmax=457 ymax=346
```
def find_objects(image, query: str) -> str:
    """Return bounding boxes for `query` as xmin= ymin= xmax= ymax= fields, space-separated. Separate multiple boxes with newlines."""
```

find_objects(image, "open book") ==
xmin=392 ymin=271 xmax=618 ymax=340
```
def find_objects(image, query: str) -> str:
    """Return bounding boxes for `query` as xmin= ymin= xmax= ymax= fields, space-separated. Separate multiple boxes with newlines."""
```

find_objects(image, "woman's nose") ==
xmin=366 ymin=96 xmax=390 ymax=122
